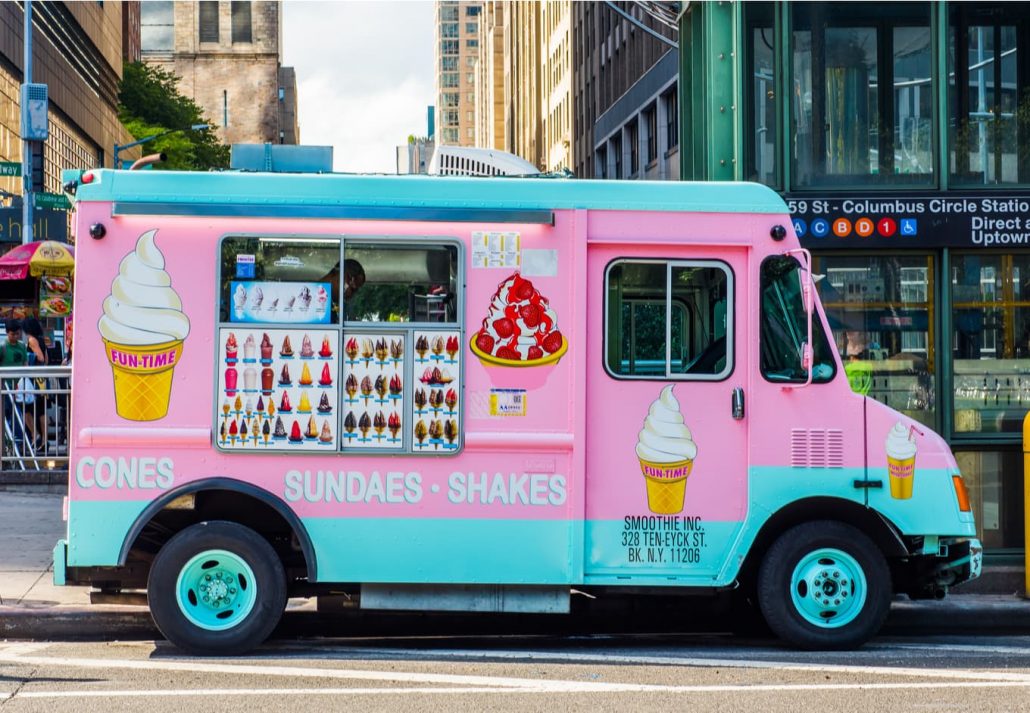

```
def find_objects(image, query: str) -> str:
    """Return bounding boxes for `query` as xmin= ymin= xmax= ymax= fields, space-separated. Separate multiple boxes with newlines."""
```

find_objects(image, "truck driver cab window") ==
xmin=605 ymin=260 xmax=732 ymax=380
xmin=760 ymin=255 xmax=836 ymax=383
xmin=344 ymin=243 xmax=458 ymax=323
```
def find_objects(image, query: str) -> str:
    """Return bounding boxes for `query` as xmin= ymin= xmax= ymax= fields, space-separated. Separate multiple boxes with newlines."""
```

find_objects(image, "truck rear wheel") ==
xmin=757 ymin=521 xmax=890 ymax=650
xmin=148 ymin=521 xmax=286 ymax=655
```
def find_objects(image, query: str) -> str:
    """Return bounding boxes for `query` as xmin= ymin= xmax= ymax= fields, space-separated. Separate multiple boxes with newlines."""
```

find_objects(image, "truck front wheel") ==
xmin=148 ymin=521 xmax=286 ymax=655
xmin=757 ymin=521 xmax=891 ymax=650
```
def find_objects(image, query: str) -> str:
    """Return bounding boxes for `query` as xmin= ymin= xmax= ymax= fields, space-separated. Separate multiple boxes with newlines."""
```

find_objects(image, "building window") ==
xmin=628 ymin=122 xmax=639 ymax=176
xmin=467 ymin=72 xmax=474 ymax=84
xmin=442 ymin=73 xmax=459 ymax=88
xmin=442 ymin=92 xmax=459 ymax=108
xmin=951 ymin=252 xmax=1030 ymax=435
xmin=744 ymin=2 xmax=777 ymax=186
xmin=466 ymin=22 xmax=478 ymax=34
xmin=199 ymin=1 xmax=219 ymax=42
xmin=466 ymin=5 xmax=480 ymax=16
xmin=612 ymin=135 xmax=622 ymax=178
xmin=141 ymin=1 xmax=174 ymax=52
xmin=441 ymin=22 xmax=459 ymax=38
xmin=664 ymin=88 xmax=678 ymax=151
xmin=596 ymin=146 xmax=607 ymax=178
xmin=605 ymin=260 xmax=733 ymax=380
xmin=442 ymin=57 xmax=458 ymax=71
xmin=466 ymin=56 xmax=476 ymax=67
xmin=644 ymin=104 xmax=657 ymax=164
xmin=954 ymin=448 xmax=1023 ymax=548
xmin=443 ymin=128 xmax=459 ymax=143
xmin=443 ymin=110 xmax=458 ymax=126
xmin=948 ymin=3 xmax=1030 ymax=185
xmin=441 ymin=39 xmax=459 ymax=54
xmin=791 ymin=3 xmax=932 ymax=189
xmin=814 ymin=253 xmax=935 ymax=428
xmin=466 ymin=39 xmax=479 ymax=48
xmin=441 ymin=4 xmax=458 ymax=22
xmin=231 ymin=1 xmax=252 ymax=43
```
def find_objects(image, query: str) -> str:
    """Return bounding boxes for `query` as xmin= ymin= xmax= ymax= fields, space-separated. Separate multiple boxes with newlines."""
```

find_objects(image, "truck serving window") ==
xmin=344 ymin=243 xmax=458 ymax=324
xmin=760 ymin=255 xmax=836 ymax=383
xmin=605 ymin=260 xmax=733 ymax=380
xmin=219 ymin=236 xmax=341 ymax=323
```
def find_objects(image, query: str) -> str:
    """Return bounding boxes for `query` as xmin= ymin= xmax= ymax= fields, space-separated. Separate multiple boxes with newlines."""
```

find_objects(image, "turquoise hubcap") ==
xmin=175 ymin=549 xmax=257 ymax=631
xmin=790 ymin=548 xmax=867 ymax=628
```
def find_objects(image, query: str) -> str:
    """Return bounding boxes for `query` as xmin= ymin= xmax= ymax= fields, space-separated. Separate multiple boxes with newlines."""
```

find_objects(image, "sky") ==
xmin=282 ymin=0 xmax=436 ymax=173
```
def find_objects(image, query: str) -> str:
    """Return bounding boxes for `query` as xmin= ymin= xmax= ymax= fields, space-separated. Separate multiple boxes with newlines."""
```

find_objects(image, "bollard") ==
xmin=1025 ymin=411 xmax=1030 ymax=598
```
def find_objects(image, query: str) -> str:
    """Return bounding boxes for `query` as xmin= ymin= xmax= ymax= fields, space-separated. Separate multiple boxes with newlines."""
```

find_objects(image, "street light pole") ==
xmin=113 ymin=124 xmax=211 ymax=169
xmin=21 ymin=0 xmax=33 ymax=245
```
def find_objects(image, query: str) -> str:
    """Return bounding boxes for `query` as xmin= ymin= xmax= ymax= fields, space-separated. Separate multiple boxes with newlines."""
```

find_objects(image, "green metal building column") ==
xmin=678 ymin=1 xmax=743 ymax=181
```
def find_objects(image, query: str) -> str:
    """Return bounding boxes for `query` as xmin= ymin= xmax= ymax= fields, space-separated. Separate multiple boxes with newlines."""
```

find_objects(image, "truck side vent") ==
xmin=791 ymin=428 xmax=844 ymax=468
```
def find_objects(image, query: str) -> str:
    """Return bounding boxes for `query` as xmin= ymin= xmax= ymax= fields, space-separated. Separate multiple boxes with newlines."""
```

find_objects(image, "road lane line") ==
xmin=876 ymin=642 xmax=1030 ymax=656
xmin=12 ymin=681 xmax=1030 ymax=699
xmin=280 ymin=646 xmax=1030 ymax=683
xmin=0 ymin=651 xmax=663 ymax=693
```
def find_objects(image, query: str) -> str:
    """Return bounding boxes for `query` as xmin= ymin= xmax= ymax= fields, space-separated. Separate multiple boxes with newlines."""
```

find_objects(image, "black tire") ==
xmin=757 ymin=521 xmax=891 ymax=650
xmin=148 ymin=521 xmax=286 ymax=655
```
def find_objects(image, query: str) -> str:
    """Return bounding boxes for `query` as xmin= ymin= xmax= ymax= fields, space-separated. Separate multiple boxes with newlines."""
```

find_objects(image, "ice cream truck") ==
xmin=54 ymin=167 xmax=981 ymax=654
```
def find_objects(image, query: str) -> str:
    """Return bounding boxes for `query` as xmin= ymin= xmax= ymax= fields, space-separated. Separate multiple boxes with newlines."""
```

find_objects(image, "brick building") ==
xmin=141 ymin=0 xmax=298 ymax=146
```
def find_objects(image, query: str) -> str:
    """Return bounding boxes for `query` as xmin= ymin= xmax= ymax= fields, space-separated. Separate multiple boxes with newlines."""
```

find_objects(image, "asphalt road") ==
xmin=3 ymin=634 xmax=1030 ymax=712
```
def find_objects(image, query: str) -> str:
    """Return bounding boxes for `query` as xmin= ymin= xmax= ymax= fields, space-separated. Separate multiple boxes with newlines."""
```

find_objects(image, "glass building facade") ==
xmin=681 ymin=1 xmax=1030 ymax=553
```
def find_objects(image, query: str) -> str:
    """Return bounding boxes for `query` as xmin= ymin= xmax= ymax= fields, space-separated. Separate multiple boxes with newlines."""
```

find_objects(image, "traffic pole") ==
xmin=21 ymin=0 xmax=33 ymax=245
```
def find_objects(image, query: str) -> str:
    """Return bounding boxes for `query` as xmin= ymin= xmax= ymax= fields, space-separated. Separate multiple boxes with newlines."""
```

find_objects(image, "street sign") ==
xmin=0 ymin=161 xmax=21 ymax=177
xmin=35 ymin=192 xmax=70 ymax=210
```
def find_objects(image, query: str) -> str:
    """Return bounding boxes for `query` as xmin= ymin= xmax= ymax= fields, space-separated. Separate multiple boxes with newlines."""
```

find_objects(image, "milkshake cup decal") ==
xmin=98 ymin=230 xmax=191 ymax=421
xmin=886 ymin=422 xmax=919 ymax=499
xmin=636 ymin=385 xmax=697 ymax=514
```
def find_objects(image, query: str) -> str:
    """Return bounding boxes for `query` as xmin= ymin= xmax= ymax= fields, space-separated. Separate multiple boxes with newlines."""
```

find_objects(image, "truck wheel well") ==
xmin=121 ymin=479 xmax=316 ymax=587
xmin=737 ymin=497 xmax=907 ymax=593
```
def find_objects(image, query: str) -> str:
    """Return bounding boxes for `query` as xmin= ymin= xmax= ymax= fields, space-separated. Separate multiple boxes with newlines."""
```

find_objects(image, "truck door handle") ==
xmin=731 ymin=387 xmax=745 ymax=420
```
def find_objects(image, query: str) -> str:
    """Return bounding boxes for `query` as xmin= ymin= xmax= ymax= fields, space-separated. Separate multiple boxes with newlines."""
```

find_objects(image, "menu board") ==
xmin=229 ymin=281 xmax=332 ymax=324
xmin=40 ymin=275 xmax=73 ymax=317
xmin=341 ymin=332 xmax=405 ymax=450
xmin=217 ymin=328 xmax=339 ymax=451
xmin=412 ymin=330 xmax=461 ymax=451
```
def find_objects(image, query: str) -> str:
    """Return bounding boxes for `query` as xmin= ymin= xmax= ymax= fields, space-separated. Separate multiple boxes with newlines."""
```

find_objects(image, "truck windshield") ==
xmin=760 ymin=255 xmax=836 ymax=383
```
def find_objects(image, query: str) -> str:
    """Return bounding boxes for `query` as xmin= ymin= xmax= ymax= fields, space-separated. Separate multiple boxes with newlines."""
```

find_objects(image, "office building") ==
xmin=0 ymin=1 xmax=138 ymax=201
xmin=574 ymin=1 xmax=679 ymax=180
xmin=435 ymin=0 xmax=482 ymax=147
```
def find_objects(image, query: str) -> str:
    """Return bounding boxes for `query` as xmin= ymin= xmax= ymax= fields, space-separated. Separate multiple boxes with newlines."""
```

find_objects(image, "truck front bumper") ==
xmin=942 ymin=537 xmax=983 ymax=585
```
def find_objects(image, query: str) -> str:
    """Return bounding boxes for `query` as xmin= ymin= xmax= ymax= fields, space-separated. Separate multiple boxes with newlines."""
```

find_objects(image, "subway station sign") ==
xmin=789 ymin=194 xmax=1030 ymax=249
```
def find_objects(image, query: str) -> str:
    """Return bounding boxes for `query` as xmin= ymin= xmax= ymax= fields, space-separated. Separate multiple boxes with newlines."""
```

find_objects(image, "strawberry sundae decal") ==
xmin=470 ymin=272 xmax=566 ymax=366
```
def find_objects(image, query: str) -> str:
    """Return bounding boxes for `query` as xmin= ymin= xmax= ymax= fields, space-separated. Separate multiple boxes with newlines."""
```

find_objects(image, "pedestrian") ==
xmin=0 ymin=318 xmax=30 ymax=453
xmin=0 ymin=318 xmax=27 ymax=368
xmin=21 ymin=316 xmax=49 ymax=450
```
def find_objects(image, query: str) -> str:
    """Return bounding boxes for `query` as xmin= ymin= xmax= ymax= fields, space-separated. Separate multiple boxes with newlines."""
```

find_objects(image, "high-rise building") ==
xmin=539 ymin=0 xmax=572 ymax=172
xmin=474 ymin=1 xmax=504 ymax=151
xmin=141 ymin=1 xmax=298 ymax=146
xmin=0 ymin=1 xmax=139 ymax=205
xmin=435 ymin=0 xmax=482 ymax=147
xmin=573 ymin=2 xmax=679 ymax=180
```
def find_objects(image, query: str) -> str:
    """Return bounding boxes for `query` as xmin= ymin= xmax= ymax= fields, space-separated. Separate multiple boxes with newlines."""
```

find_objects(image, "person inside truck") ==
xmin=343 ymin=259 xmax=366 ymax=300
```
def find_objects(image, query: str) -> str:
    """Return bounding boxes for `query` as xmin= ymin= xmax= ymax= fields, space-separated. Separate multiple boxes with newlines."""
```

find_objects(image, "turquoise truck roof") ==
xmin=65 ymin=169 xmax=788 ymax=215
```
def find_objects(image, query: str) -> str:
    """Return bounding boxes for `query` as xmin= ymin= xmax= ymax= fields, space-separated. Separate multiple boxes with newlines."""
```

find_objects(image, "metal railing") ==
xmin=0 ymin=366 xmax=71 ymax=477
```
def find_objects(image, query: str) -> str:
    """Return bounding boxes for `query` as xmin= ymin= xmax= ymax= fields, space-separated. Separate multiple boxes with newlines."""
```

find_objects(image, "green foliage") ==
xmin=117 ymin=62 xmax=229 ymax=170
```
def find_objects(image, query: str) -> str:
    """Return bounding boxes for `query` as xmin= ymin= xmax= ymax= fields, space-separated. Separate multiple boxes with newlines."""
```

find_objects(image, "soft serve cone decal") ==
xmin=636 ymin=385 xmax=697 ymax=514
xmin=98 ymin=230 xmax=191 ymax=421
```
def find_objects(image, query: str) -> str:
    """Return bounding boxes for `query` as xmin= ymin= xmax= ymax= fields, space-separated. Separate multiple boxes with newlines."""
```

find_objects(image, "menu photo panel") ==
xmin=412 ymin=329 xmax=461 ymax=452
xmin=217 ymin=327 xmax=339 ymax=451
xmin=341 ymin=332 xmax=406 ymax=450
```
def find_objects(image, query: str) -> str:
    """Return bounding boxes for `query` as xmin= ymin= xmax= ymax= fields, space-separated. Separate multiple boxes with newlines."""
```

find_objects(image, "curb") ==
xmin=0 ymin=606 xmax=157 ymax=640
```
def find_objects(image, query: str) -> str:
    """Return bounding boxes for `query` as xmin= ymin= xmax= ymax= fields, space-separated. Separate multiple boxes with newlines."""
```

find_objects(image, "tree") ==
xmin=118 ymin=62 xmax=229 ymax=170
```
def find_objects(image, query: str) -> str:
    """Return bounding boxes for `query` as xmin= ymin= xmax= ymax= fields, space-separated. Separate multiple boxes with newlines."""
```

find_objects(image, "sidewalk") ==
xmin=2 ymin=489 xmax=1030 ymax=641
